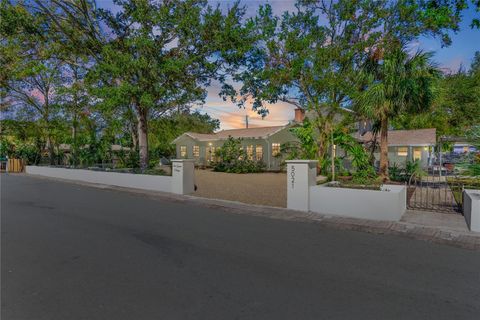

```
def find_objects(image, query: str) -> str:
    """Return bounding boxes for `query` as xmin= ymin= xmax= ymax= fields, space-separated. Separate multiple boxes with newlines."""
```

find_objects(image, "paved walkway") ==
xmin=402 ymin=210 xmax=469 ymax=232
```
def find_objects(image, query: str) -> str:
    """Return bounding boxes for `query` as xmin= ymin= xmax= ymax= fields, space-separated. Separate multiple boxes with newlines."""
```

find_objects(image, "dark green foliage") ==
xmin=88 ymin=0 xmax=253 ymax=170
xmin=389 ymin=160 xmax=425 ymax=182
xmin=388 ymin=163 xmax=405 ymax=182
xmin=149 ymin=111 xmax=219 ymax=158
xmin=281 ymin=119 xmax=318 ymax=161
xmin=213 ymin=137 xmax=265 ymax=173
xmin=333 ymin=129 xmax=373 ymax=173
xmin=351 ymin=169 xmax=379 ymax=185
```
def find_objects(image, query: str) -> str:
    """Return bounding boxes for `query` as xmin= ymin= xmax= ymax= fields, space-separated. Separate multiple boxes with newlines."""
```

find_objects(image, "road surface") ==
xmin=2 ymin=174 xmax=480 ymax=319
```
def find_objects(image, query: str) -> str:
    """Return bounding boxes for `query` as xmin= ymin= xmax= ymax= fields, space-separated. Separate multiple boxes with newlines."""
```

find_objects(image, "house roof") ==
xmin=175 ymin=125 xmax=288 ymax=142
xmin=355 ymin=128 xmax=436 ymax=146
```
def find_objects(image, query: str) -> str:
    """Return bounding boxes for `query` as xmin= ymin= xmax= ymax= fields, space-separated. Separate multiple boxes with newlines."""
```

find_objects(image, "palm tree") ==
xmin=355 ymin=46 xmax=438 ymax=181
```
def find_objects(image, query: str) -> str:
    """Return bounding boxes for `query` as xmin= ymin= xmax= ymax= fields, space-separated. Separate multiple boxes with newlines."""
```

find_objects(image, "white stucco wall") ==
xmin=26 ymin=161 xmax=195 ymax=195
xmin=463 ymin=189 xmax=480 ymax=232
xmin=309 ymin=184 xmax=406 ymax=221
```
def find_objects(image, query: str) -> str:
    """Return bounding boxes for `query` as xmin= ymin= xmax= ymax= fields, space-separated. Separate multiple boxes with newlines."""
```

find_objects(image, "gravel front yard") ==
xmin=194 ymin=170 xmax=287 ymax=207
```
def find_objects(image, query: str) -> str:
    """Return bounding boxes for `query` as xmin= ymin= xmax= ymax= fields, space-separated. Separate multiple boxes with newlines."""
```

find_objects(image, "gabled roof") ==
xmin=173 ymin=125 xmax=289 ymax=143
xmin=355 ymin=128 xmax=436 ymax=146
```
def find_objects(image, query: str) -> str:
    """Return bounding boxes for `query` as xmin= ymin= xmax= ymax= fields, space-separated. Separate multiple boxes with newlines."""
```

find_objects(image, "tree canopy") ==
xmin=1 ymin=0 xmax=478 ymax=176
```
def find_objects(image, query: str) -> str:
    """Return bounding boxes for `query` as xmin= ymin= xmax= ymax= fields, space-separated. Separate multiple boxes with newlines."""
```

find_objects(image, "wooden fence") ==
xmin=3 ymin=159 xmax=26 ymax=173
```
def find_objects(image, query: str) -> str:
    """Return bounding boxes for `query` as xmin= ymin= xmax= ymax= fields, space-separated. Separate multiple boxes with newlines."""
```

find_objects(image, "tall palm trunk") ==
xmin=379 ymin=117 xmax=389 ymax=181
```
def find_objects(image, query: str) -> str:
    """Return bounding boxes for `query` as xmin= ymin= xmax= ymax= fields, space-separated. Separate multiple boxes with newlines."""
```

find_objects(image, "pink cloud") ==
xmin=200 ymin=80 xmax=296 ymax=130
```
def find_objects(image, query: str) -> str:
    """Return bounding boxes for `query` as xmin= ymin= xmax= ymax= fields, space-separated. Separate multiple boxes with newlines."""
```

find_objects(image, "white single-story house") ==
xmin=355 ymin=128 xmax=437 ymax=168
xmin=172 ymin=109 xmax=308 ymax=170
xmin=172 ymin=124 xmax=300 ymax=170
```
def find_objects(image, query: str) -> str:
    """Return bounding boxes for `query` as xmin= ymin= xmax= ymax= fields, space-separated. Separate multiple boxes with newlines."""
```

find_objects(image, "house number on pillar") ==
xmin=290 ymin=165 xmax=295 ymax=189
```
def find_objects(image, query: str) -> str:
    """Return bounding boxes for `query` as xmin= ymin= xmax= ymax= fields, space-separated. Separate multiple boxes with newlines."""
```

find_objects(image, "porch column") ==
xmin=286 ymin=160 xmax=318 ymax=211
xmin=171 ymin=159 xmax=195 ymax=195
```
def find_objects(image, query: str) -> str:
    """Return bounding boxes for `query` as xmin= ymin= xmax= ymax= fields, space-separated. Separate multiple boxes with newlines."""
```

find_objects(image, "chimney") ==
xmin=294 ymin=108 xmax=305 ymax=123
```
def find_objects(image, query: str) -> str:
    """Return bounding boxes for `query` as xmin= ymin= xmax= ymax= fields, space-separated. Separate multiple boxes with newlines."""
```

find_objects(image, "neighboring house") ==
xmin=172 ymin=124 xmax=298 ymax=171
xmin=355 ymin=128 xmax=437 ymax=168
xmin=452 ymin=143 xmax=477 ymax=154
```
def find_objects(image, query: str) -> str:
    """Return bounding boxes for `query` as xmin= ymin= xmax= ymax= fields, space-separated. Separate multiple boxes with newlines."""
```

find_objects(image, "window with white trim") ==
xmin=246 ymin=145 xmax=254 ymax=160
xmin=255 ymin=145 xmax=263 ymax=161
xmin=413 ymin=147 xmax=422 ymax=161
xmin=193 ymin=145 xmax=200 ymax=157
xmin=272 ymin=143 xmax=281 ymax=156
xmin=208 ymin=146 xmax=216 ymax=162
xmin=397 ymin=147 xmax=408 ymax=157
xmin=180 ymin=146 xmax=187 ymax=158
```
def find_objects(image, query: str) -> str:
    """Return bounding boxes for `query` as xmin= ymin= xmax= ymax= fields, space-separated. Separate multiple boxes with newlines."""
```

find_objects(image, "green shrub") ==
xmin=351 ymin=167 xmax=378 ymax=185
xmin=388 ymin=163 xmax=405 ymax=181
xmin=389 ymin=160 xmax=425 ymax=182
xmin=213 ymin=137 xmax=266 ymax=173
xmin=115 ymin=150 xmax=140 ymax=168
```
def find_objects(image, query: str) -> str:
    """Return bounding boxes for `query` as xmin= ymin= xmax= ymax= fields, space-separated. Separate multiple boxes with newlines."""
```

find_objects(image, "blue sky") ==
xmin=95 ymin=0 xmax=480 ymax=129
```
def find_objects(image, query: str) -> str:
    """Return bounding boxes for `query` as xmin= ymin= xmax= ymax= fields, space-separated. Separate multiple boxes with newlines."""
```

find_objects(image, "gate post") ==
xmin=171 ymin=159 xmax=195 ymax=195
xmin=286 ymin=160 xmax=318 ymax=211
xmin=463 ymin=189 xmax=480 ymax=232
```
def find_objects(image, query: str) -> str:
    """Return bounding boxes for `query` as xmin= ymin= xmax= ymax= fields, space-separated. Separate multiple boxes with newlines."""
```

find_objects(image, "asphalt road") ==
xmin=2 ymin=174 xmax=480 ymax=320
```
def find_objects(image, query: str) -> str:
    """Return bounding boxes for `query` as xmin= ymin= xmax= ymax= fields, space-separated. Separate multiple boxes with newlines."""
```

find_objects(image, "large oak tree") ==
xmin=89 ymin=0 xmax=253 ymax=170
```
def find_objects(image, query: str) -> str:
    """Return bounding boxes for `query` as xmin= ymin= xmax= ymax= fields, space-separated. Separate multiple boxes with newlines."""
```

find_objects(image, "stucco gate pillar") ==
xmin=171 ymin=159 xmax=195 ymax=195
xmin=286 ymin=160 xmax=318 ymax=211
xmin=463 ymin=189 xmax=480 ymax=232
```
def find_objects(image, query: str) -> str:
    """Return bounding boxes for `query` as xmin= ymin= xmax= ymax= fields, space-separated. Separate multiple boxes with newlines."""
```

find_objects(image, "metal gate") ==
xmin=407 ymin=172 xmax=462 ymax=214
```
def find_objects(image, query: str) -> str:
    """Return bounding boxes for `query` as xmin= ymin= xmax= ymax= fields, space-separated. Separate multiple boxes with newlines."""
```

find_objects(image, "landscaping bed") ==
xmin=326 ymin=181 xmax=382 ymax=191
xmin=34 ymin=165 xmax=169 ymax=176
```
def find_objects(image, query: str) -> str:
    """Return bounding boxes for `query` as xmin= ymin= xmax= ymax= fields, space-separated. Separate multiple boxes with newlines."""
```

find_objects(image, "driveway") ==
xmin=2 ymin=174 xmax=480 ymax=320
xmin=193 ymin=169 xmax=287 ymax=207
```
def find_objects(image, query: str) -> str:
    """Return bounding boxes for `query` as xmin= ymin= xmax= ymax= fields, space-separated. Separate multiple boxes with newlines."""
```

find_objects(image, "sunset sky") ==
xmin=97 ymin=0 xmax=480 ymax=130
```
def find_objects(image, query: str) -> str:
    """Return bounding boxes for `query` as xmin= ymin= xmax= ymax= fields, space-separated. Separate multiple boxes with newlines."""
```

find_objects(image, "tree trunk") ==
xmin=315 ymin=121 xmax=329 ymax=175
xmin=136 ymin=107 xmax=148 ymax=171
xmin=47 ymin=135 xmax=55 ymax=165
xmin=379 ymin=117 xmax=389 ymax=181
xmin=130 ymin=120 xmax=138 ymax=151
xmin=72 ymin=115 xmax=78 ymax=167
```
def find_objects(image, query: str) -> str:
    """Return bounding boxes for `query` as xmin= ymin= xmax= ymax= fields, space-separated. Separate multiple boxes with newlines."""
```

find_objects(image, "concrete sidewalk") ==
xmin=23 ymin=173 xmax=480 ymax=250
